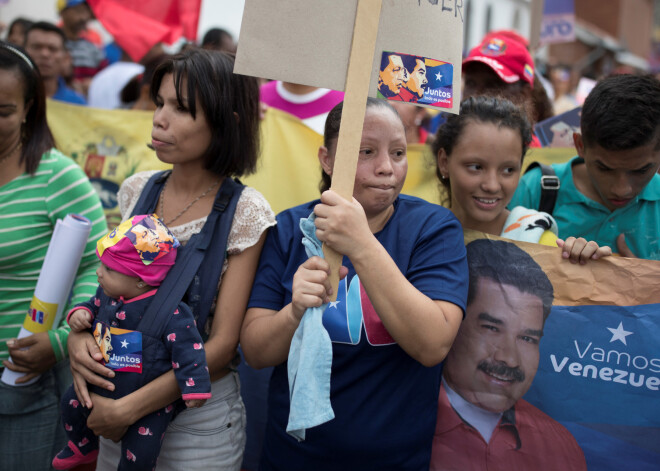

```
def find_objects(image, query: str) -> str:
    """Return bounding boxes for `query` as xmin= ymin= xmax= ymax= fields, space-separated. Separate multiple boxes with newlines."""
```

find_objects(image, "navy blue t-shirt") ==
xmin=248 ymin=195 xmax=468 ymax=471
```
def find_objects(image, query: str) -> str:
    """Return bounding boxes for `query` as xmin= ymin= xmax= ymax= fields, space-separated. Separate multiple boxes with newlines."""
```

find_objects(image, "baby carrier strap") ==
xmin=132 ymin=170 xmax=170 ymax=214
xmin=131 ymin=171 xmax=244 ymax=339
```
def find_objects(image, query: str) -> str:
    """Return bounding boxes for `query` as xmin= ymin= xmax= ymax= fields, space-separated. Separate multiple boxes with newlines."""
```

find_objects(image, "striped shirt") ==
xmin=0 ymin=149 xmax=107 ymax=362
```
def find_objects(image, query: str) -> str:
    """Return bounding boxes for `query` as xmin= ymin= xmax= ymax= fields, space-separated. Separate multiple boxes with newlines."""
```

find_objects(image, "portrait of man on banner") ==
xmin=431 ymin=239 xmax=587 ymax=471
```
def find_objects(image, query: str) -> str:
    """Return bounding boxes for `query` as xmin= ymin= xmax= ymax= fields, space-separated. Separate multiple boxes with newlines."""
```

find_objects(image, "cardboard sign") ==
xmin=236 ymin=0 xmax=464 ymax=297
xmin=235 ymin=0 xmax=464 ymax=114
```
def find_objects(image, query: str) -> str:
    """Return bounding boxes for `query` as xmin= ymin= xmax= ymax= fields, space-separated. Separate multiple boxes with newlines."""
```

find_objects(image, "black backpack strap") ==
xmin=137 ymin=177 xmax=244 ymax=339
xmin=525 ymin=162 xmax=560 ymax=215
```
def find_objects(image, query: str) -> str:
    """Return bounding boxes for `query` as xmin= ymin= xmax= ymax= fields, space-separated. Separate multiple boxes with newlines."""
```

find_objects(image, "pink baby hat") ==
xmin=96 ymin=214 xmax=180 ymax=286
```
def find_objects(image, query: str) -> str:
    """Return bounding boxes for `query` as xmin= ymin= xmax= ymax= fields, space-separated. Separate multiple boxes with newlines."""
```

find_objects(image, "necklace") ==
xmin=0 ymin=141 xmax=22 ymax=166
xmin=159 ymin=175 xmax=221 ymax=226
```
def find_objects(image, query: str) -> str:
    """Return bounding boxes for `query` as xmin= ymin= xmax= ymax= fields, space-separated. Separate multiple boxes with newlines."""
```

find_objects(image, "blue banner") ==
xmin=430 ymin=235 xmax=660 ymax=471
xmin=525 ymin=303 xmax=659 ymax=470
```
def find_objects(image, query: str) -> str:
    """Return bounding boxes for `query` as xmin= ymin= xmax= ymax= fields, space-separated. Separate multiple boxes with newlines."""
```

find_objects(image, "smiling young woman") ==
xmin=433 ymin=96 xmax=612 ymax=264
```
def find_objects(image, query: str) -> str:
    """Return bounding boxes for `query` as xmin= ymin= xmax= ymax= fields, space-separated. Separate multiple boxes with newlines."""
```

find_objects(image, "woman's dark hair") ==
xmin=531 ymin=74 xmax=554 ymax=123
xmin=201 ymin=28 xmax=234 ymax=50
xmin=121 ymin=53 xmax=170 ymax=105
xmin=0 ymin=41 xmax=55 ymax=174
xmin=150 ymin=49 xmax=260 ymax=177
xmin=7 ymin=18 xmax=34 ymax=45
xmin=431 ymin=96 xmax=532 ymax=206
xmin=319 ymin=97 xmax=402 ymax=193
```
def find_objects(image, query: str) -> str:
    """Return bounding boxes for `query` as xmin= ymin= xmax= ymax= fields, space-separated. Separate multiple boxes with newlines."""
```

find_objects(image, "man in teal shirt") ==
xmin=510 ymin=74 xmax=660 ymax=260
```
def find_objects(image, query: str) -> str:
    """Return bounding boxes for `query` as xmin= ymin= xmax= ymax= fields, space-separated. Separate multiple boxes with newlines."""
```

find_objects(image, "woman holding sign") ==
xmin=67 ymin=49 xmax=275 ymax=470
xmin=241 ymin=98 xmax=468 ymax=470
xmin=0 ymin=42 xmax=107 ymax=470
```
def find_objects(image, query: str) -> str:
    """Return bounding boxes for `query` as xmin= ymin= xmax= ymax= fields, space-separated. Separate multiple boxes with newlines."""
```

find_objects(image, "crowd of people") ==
xmin=1 ymin=1 xmax=659 ymax=470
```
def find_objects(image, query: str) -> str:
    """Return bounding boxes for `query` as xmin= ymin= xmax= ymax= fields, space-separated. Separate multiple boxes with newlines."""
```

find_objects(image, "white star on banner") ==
xmin=121 ymin=339 xmax=129 ymax=348
xmin=329 ymin=301 xmax=340 ymax=309
xmin=436 ymin=72 xmax=443 ymax=81
xmin=607 ymin=322 xmax=633 ymax=346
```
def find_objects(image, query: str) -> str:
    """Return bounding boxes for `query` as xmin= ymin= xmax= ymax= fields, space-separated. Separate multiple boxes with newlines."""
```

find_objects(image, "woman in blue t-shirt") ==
xmin=241 ymin=98 xmax=469 ymax=470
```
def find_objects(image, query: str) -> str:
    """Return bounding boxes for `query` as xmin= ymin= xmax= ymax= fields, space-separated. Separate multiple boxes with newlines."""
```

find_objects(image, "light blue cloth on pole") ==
xmin=286 ymin=213 xmax=335 ymax=441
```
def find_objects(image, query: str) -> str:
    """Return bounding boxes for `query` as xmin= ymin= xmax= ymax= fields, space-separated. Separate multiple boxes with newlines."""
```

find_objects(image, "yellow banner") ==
xmin=47 ymin=99 xmax=170 ymax=229
xmin=47 ymin=100 xmax=577 ymax=218
xmin=22 ymin=296 xmax=59 ymax=333
xmin=242 ymin=108 xmax=324 ymax=214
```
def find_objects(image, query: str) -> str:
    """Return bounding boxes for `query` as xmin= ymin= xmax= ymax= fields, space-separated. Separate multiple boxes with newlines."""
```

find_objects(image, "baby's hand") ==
xmin=68 ymin=309 xmax=92 ymax=332
xmin=185 ymin=399 xmax=206 ymax=409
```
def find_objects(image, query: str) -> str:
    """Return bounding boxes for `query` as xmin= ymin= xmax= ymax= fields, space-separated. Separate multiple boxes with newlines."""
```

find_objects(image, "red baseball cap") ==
xmin=484 ymin=29 xmax=530 ymax=49
xmin=463 ymin=34 xmax=535 ymax=88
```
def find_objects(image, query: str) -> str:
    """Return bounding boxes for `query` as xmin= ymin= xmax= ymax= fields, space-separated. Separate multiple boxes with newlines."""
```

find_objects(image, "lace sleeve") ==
xmin=227 ymin=187 xmax=276 ymax=255
xmin=117 ymin=170 xmax=160 ymax=221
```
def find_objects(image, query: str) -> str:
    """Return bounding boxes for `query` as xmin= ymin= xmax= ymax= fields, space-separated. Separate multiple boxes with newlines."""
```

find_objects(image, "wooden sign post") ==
xmin=323 ymin=0 xmax=382 ymax=299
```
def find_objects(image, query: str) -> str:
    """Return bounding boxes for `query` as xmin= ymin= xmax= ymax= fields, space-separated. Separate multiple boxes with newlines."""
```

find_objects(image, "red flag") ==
xmin=87 ymin=0 xmax=202 ymax=62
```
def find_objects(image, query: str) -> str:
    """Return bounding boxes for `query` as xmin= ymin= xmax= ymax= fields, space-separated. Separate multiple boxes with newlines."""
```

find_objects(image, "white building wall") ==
xmin=0 ymin=0 xmax=59 ymax=26
xmin=463 ymin=0 xmax=532 ymax=51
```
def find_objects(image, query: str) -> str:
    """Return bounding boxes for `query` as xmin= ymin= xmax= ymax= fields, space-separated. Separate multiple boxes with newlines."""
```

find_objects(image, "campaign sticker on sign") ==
xmin=376 ymin=51 xmax=453 ymax=108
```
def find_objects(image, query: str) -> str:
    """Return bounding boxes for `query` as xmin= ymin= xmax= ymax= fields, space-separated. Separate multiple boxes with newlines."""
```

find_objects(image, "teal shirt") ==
xmin=510 ymin=157 xmax=660 ymax=260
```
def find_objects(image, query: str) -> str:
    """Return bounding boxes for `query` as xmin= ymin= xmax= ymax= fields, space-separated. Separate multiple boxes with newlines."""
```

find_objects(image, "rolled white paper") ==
xmin=2 ymin=214 xmax=93 ymax=386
